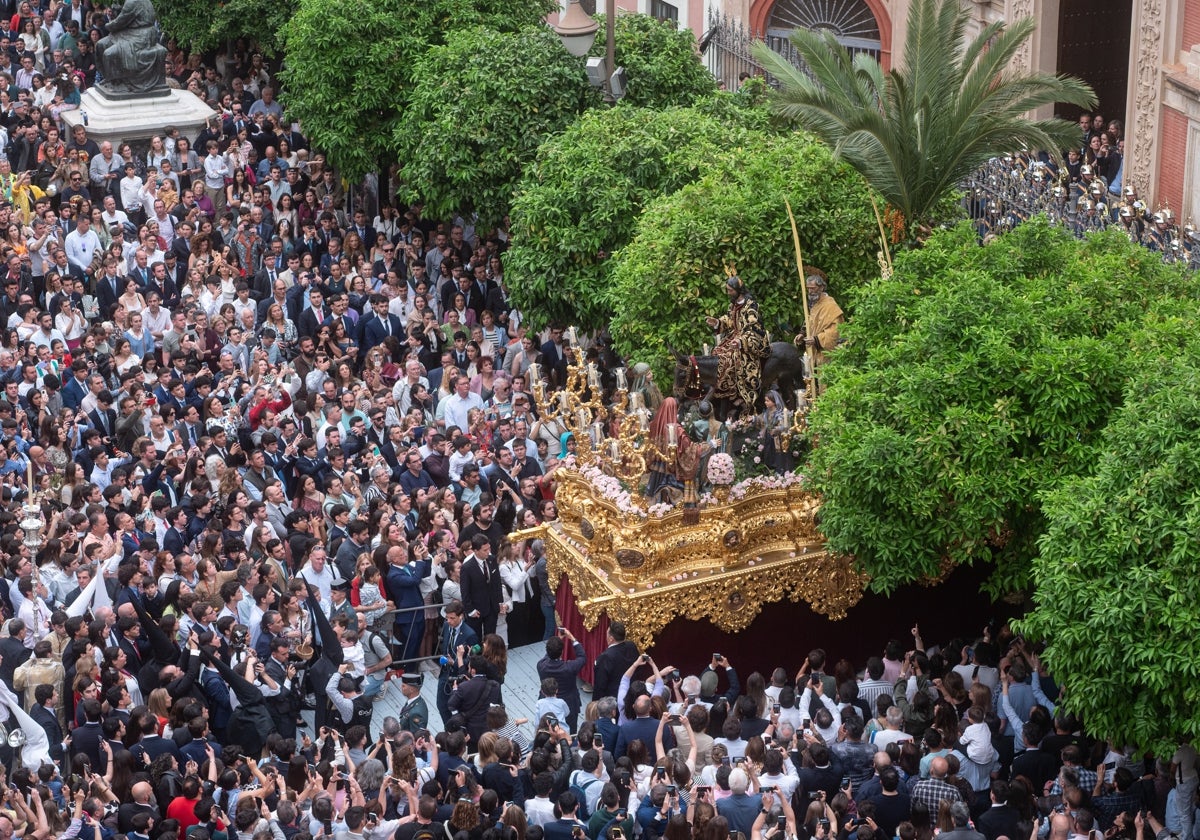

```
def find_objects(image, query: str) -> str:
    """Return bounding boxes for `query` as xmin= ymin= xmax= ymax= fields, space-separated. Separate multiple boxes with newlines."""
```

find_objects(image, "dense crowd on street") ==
xmin=0 ymin=21 xmax=1187 ymax=840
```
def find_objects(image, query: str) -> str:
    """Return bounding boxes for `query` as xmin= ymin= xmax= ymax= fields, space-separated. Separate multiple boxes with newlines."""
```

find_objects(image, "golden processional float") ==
xmin=512 ymin=205 xmax=881 ymax=650
xmin=511 ymin=349 xmax=868 ymax=651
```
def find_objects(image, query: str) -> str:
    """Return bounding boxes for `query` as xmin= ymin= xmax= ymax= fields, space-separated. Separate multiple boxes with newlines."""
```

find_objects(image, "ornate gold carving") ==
xmin=518 ymin=331 xmax=867 ymax=650
xmin=515 ymin=476 xmax=869 ymax=651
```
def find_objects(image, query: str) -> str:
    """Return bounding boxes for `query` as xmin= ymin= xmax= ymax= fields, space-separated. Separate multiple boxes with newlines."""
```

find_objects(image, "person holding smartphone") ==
xmin=537 ymin=625 xmax=587 ymax=732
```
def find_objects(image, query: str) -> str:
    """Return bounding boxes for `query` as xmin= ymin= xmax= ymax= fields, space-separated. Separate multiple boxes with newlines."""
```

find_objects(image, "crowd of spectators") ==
xmin=0 ymin=23 xmax=1186 ymax=840
xmin=968 ymin=112 xmax=1197 ymax=263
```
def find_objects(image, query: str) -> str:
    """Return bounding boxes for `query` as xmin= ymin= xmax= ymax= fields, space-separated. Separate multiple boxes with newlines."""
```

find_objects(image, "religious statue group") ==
xmin=641 ymin=268 xmax=844 ymax=505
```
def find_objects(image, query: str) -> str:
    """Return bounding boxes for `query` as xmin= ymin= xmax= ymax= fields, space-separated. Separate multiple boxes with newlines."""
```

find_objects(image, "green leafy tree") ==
xmin=278 ymin=0 xmax=554 ymax=182
xmin=1018 ymin=311 xmax=1200 ymax=753
xmin=394 ymin=27 xmax=595 ymax=228
xmin=608 ymin=131 xmax=878 ymax=381
xmin=158 ymin=0 xmax=293 ymax=54
xmin=806 ymin=219 xmax=1193 ymax=597
xmin=595 ymin=13 xmax=716 ymax=108
xmin=753 ymin=0 xmax=1094 ymax=237
xmin=507 ymin=101 xmax=766 ymax=332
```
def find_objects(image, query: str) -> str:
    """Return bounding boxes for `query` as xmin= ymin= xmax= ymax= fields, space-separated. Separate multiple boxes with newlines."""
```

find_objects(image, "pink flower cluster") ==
xmin=579 ymin=466 xmax=646 ymax=516
xmin=707 ymin=453 xmax=736 ymax=484
xmin=729 ymin=471 xmax=806 ymax=500
xmin=648 ymin=502 xmax=675 ymax=518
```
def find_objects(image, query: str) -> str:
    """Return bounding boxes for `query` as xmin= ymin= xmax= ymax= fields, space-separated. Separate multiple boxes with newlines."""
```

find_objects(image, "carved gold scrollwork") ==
xmin=515 ymin=483 xmax=870 ymax=650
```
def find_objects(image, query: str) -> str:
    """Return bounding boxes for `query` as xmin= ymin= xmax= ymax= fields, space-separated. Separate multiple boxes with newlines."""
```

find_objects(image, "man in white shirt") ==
xmin=142 ymin=293 xmax=171 ymax=346
xmin=64 ymin=215 xmax=101 ymax=275
xmin=297 ymin=546 xmax=337 ymax=616
xmin=441 ymin=373 xmax=483 ymax=432
xmin=119 ymin=163 xmax=142 ymax=216
xmin=100 ymin=194 xmax=129 ymax=230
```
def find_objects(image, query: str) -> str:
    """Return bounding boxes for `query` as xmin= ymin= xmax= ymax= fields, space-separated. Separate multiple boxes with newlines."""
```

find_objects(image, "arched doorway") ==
xmin=765 ymin=0 xmax=884 ymax=67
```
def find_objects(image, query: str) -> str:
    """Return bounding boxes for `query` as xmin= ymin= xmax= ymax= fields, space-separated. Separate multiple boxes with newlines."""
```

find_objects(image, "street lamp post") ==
xmin=554 ymin=0 xmax=620 ymax=104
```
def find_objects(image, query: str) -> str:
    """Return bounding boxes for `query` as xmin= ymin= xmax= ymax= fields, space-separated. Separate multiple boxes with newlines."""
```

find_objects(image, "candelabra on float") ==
xmin=529 ymin=332 xmax=678 ymax=495
xmin=22 ymin=459 xmax=44 ymax=555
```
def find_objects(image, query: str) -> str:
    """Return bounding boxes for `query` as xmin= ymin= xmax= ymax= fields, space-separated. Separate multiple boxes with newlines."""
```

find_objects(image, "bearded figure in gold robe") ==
xmin=705 ymin=274 xmax=770 ymax=410
xmin=796 ymin=270 xmax=845 ymax=391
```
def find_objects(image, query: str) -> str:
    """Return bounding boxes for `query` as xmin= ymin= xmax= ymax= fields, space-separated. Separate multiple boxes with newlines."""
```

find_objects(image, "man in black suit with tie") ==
xmin=440 ymin=272 xmax=477 ymax=318
xmin=975 ymin=780 xmax=1022 ymax=840
xmin=540 ymin=326 xmax=569 ymax=387
xmin=96 ymin=267 xmax=122 ymax=316
xmin=297 ymin=287 xmax=327 ymax=340
xmin=359 ymin=295 xmax=404 ymax=351
xmin=449 ymin=333 xmax=471 ymax=371
xmin=88 ymin=391 xmax=118 ymax=450
xmin=436 ymin=601 xmax=479 ymax=726
xmin=350 ymin=210 xmax=375 ymax=250
xmin=591 ymin=621 xmax=640 ymax=701
xmin=116 ymin=614 xmax=148 ymax=671
xmin=327 ymin=294 xmax=356 ymax=340
xmin=30 ymin=684 xmax=65 ymax=766
xmin=459 ymin=534 xmax=502 ymax=639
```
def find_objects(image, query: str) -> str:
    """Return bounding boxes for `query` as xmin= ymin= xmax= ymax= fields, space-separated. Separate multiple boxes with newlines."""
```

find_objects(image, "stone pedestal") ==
xmin=61 ymin=87 xmax=215 ymax=148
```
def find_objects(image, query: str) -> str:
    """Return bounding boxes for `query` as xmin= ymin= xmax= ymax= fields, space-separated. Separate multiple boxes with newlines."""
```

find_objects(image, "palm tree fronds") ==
xmin=761 ymin=0 xmax=1097 ymax=235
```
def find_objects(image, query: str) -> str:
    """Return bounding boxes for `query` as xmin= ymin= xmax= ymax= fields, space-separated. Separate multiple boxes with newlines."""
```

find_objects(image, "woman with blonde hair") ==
xmin=147 ymin=688 xmax=172 ymax=736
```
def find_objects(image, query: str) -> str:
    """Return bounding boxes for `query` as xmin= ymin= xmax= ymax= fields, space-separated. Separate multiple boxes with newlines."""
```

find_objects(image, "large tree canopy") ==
xmin=753 ymin=0 xmax=1094 ymax=237
xmin=158 ymin=0 xmax=294 ymax=54
xmin=278 ymin=0 xmax=554 ymax=182
xmin=594 ymin=13 xmax=716 ymax=108
xmin=1018 ymin=311 xmax=1200 ymax=754
xmin=608 ymin=130 xmax=878 ymax=380
xmin=506 ymin=101 xmax=764 ymax=332
xmin=394 ymin=26 xmax=595 ymax=228
xmin=806 ymin=219 xmax=1193 ymax=597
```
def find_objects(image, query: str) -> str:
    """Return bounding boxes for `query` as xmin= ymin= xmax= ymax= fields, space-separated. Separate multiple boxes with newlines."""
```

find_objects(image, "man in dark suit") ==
xmin=448 ymin=654 xmax=502 ymax=746
xmin=0 ymin=620 xmax=30 ymax=687
xmin=359 ymin=294 xmax=405 ymax=350
xmin=95 ymin=268 xmax=122 ymax=316
xmin=370 ymin=246 xmax=402 ymax=287
xmin=349 ymin=210 xmax=375 ymax=250
xmin=386 ymin=543 xmax=430 ymax=663
xmin=976 ymin=780 xmax=1021 ymax=840
xmin=591 ymin=621 xmax=639 ymax=702
xmin=537 ymin=629 xmax=587 ymax=732
xmin=71 ymin=698 xmax=106 ymax=769
xmin=940 ymin=803 xmax=987 ymax=840
xmin=297 ymin=287 xmax=328 ymax=340
xmin=541 ymin=792 xmax=589 ymax=840
xmin=459 ymin=534 xmax=502 ymax=639
xmin=540 ymin=326 xmax=569 ymax=387
xmin=61 ymin=360 xmax=90 ymax=411
xmin=435 ymin=602 xmax=478 ymax=726
xmin=1009 ymin=722 xmax=1058 ymax=795
xmin=88 ymin=391 xmax=118 ymax=444
xmin=615 ymin=694 xmax=676 ymax=760
xmin=30 ymin=684 xmax=65 ymax=765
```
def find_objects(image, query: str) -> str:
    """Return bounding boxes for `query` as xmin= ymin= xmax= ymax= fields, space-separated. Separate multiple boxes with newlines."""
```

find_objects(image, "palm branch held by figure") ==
xmin=753 ymin=0 xmax=1095 ymax=237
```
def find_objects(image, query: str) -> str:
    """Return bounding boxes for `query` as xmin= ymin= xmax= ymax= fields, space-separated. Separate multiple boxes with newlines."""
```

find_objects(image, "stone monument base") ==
xmin=61 ymin=87 xmax=215 ymax=149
